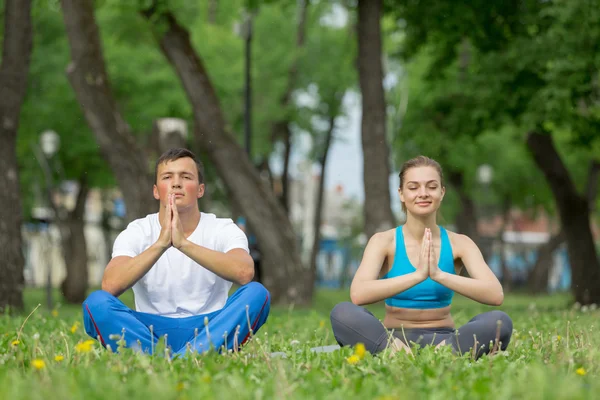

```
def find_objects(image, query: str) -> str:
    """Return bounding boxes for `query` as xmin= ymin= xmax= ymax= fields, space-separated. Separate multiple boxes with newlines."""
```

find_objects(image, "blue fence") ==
xmin=315 ymin=238 xmax=573 ymax=292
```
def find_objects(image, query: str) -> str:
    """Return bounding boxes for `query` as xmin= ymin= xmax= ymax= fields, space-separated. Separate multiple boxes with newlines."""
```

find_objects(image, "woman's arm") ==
xmin=430 ymin=234 xmax=504 ymax=306
xmin=350 ymin=231 xmax=428 ymax=306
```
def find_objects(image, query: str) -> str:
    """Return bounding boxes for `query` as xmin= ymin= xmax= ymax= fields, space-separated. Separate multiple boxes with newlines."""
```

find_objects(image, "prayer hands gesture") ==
xmin=415 ymin=228 xmax=441 ymax=281
xmin=157 ymin=194 xmax=186 ymax=250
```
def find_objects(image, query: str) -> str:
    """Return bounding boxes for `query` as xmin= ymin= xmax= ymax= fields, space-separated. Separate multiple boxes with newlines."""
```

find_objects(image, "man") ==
xmin=82 ymin=148 xmax=270 ymax=355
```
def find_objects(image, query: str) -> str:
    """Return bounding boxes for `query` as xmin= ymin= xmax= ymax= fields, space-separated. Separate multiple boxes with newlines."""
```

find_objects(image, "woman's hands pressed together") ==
xmin=414 ymin=228 xmax=442 ymax=282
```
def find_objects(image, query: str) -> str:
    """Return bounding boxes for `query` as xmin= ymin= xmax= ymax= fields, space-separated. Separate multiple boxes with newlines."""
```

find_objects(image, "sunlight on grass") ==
xmin=0 ymin=289 xmax=597 ymax=399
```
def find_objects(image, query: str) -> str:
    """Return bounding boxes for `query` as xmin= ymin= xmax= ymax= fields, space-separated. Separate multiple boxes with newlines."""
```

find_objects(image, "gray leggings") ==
xmin=330 ymin=302 xmax=513 ymax=359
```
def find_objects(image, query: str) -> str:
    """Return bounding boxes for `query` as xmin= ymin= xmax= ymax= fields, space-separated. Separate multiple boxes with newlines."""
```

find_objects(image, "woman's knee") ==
xmin=330 ymin=302 xmax=360 ymax=327
xmin=484 ymin=310 xmax=513 ymax=346
xmin=330 ymin=302 xmax=388 ymax=353
xmin=488 ymin=310 xmax=512 ymax=331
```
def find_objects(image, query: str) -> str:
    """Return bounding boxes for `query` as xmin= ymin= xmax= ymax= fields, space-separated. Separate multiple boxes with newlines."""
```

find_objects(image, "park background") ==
xmin=1 ymin=0 xmax=600 ymax=399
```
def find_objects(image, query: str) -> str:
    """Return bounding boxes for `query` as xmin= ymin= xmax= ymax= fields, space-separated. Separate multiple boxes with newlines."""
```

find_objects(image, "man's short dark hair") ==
xmin=154 ymin=148 xmax=204 ymax=184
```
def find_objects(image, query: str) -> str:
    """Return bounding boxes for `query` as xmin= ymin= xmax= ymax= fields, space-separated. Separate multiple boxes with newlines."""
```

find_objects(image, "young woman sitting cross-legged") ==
xmin=330 ymin=156 xmax=512 ymax=359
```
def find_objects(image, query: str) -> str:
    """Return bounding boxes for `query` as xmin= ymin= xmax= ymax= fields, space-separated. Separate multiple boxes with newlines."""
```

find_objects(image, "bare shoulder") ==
xmin=445 ymin=230 xmax=477 ymax=257
xmin=369 ymin=229 xmax=395 ymax=246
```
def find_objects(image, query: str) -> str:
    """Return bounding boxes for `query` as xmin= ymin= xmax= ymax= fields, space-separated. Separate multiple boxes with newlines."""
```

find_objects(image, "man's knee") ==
xmin=83 ymin=290 xmax=114 ymax=311
xmin=240 ymin=282 xmax=270 ymax=308
xmin=245 ymin=281 xmax=269 ymax=298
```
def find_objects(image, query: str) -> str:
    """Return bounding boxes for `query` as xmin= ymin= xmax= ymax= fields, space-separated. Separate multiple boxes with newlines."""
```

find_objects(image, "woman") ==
xmin=330 ymin=156 xmax=512 ymax=359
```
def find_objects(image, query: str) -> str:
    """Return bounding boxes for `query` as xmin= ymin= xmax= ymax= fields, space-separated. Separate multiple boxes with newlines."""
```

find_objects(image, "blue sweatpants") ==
xmin=82 ymin=282 xmax=270 ymax=356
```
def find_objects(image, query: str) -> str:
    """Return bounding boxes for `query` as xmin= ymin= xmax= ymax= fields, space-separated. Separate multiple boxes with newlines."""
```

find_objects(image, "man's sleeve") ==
xmin=218 ymin=219 xmax=250 ymax=254
xmin=111 ymin=223 xmax=144 ymax=259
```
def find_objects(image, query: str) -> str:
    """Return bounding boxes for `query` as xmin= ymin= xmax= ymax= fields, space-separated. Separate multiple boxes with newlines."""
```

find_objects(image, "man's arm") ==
xmin=102 ymin=243 xmax=169 ymax=297
xmin=178 ymin=243 xmax=254 ymax=285
xmin=102 ymin=197 xmax=173 ymax=297
xmin=170 ymin=195 xmax=254 ymax=285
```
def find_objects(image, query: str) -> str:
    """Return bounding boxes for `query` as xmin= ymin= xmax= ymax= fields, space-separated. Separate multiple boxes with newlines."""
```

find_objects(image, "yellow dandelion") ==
xmin=32 ymin=359 xmax=45 ymax=370
xmin=319 ymin=320 xmax=326 ymax=329
xmin=70 ymin=322 xmax=80 ymax=334
xmin=54 ymin=355 xmax=64 ymax=362
xmin=51 ymin=309 xmax=59 ymax=317
xmin=75 ymin=339 xmax=96 ymax=353
xmin=347 ymin=355 xmax=360 ymax=365
xmin=556 ymin=335 xmax=562 ymax=341
xmin=11 ymin=340 xmax=20 ymax=346
xmin=354 ymin=343 xmax=366 ymax=359
xmin=576 ymin=367 xmax=586 ymax=376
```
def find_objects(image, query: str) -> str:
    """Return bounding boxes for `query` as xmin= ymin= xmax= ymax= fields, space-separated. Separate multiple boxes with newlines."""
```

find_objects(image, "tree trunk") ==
xmin=208 ymin=0 xmax=218 ymax=24
xmin=528 ymin=231 xmax=565 ymax=294
xmin=59 ymin=177 xmax=90 ymax=303
xmin=142 ymin=8 xmax=311 ymax=305
xmin=309 ymin=115 xmax=336 ymax=290
xmin=276 ymin=121 xmax=292 ymax=212
xmin=272 ymin=0 xmax=308 ymax=213
xmin=0 ymin=0 xmax=33 ymax=313
xmin=357 ymin=0 xmax=395 ymax=238
xmin=526 ymin=131 xmax=600 ymax=305
xmin=498 ymin=196 xmax=511 ymax=290
xmin=527 ymin=160 xmax=598 ymax=294
xmin=100 ymin=189 xmax=114 ymax=266
xmin=585 ymin=160 xmax=600 ymax=211
xmin=447 ymin=170 xmax=480 ymax=244
xmin=60 ymin=0 xmax=156 ymax=222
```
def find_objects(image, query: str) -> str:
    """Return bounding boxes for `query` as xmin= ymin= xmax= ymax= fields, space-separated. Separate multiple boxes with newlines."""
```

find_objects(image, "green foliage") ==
xmin=295 ymin=1 xmax=357 ymax=159
xmin=388 ymin=0 xmax=600 ymax=225
xmin=1 ymin=290 xmax=599 ymax=399
xmin=17 ymin=1 xmax=115 ymax=220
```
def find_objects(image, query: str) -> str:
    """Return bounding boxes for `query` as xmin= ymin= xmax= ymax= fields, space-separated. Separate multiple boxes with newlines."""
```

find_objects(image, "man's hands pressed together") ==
xmin=157 ymin=193 xmax=173 ymax=250
xmin=155 ymin=193 xmax=254 ymax=286
xmin=157 ymin=193 xmax=188 ymax=250
xmin=169 ymin=194 xmax=186 ymax=249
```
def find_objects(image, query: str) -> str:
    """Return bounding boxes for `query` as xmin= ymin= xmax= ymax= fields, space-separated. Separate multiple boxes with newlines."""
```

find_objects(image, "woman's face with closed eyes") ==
xmin=399 ymin=166 xmax=445 ymax=216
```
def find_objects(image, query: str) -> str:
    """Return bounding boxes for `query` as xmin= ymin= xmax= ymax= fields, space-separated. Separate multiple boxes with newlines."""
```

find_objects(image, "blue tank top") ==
xmin=383 ymin=226 xmax=455 ymax=309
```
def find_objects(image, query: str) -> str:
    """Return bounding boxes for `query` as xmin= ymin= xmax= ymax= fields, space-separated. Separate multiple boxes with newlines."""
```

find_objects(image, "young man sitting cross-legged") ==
xmin=82 ymin=148 xmax=270 ymax=356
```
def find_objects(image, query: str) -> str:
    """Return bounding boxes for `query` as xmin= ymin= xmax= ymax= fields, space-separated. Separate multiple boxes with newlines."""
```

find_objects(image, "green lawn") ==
xmin=1 ymin=289 xmax=598 ymax=399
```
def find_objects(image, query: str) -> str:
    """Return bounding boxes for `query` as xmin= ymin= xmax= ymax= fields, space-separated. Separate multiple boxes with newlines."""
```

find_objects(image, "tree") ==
xmin=296 ymin=3 xmax=357 ymax=288
xmin=60 ymin=0 xmax=156 ymax=222
xmin=391 ymin=0 xmax=600 ymax=303
xmin=356 ymin=0 xmax=396 ymax=238
xmin=0 ymin=0 xmax=33 ymax=312
xmin=18 ymin=2 xmax=120 ymax=304
xmin=140 ymin=2 xmax=312 ymax=304
xmin=270 ymin=0 xmax=309 ymax=212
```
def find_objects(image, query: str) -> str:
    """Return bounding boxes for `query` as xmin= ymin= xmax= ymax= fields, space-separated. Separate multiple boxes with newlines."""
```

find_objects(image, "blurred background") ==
xmin=1 ymin=0 xmax=599 ymax=310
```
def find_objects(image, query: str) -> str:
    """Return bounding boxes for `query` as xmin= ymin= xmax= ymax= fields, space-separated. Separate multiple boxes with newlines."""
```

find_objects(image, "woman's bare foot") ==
xmin=389 ymin=338 xmax=413 ymax=356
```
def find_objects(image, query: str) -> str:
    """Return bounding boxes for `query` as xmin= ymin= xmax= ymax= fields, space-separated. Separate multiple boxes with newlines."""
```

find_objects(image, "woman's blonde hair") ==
xmin=398 ymin=155 xmax=445 ymax=213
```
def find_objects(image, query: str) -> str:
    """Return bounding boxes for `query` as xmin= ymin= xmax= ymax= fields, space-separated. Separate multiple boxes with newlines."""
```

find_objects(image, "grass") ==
xmin=1 ymin=288 xmax=598 ymax=399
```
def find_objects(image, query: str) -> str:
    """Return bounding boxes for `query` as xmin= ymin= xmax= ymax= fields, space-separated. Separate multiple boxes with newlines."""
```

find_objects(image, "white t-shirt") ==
xmin=111 ymin=212 xmax=249 ymax=318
